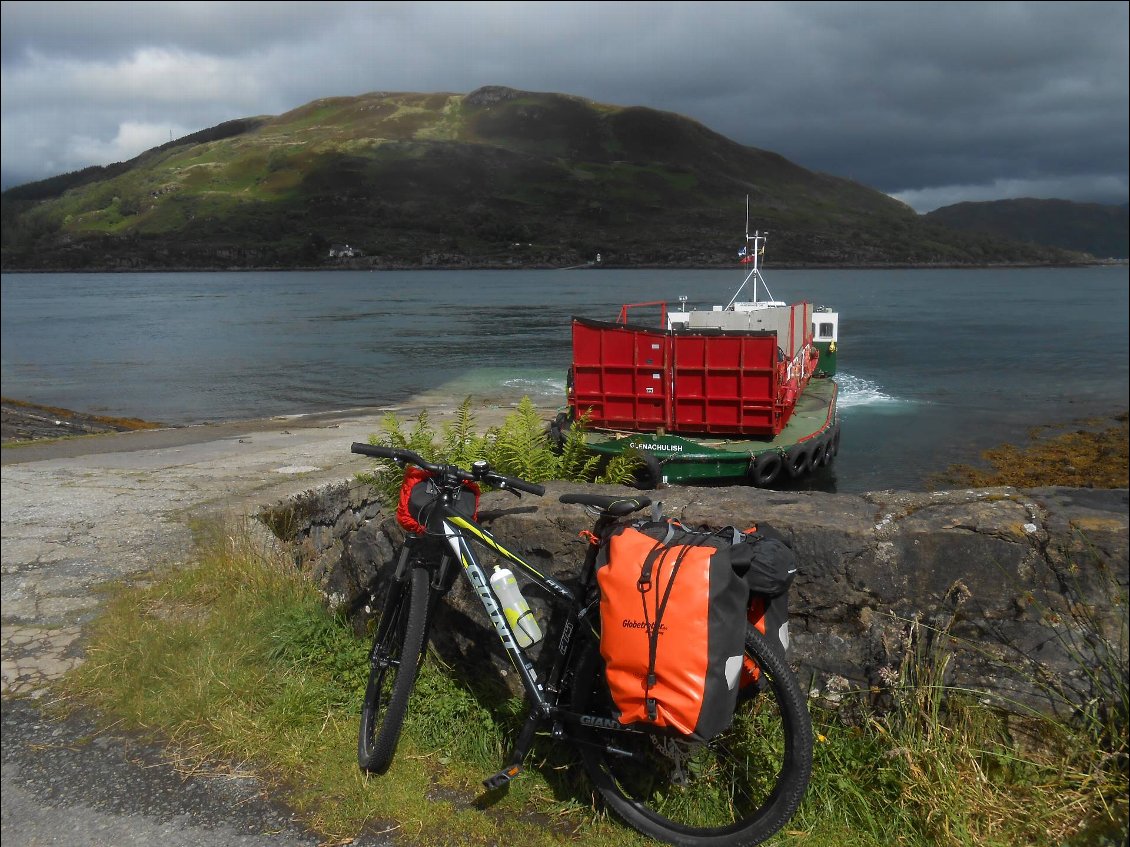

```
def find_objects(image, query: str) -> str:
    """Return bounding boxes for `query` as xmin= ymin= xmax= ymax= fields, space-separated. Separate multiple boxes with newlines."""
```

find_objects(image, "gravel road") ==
xmin=1 ymin=400 xmax=518 ymax=846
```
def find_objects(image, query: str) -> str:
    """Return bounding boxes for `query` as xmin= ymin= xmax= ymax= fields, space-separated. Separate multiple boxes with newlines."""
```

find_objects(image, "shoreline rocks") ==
xmin=0 ymin=399 xmax=162 ymax=443
xmin=262 ymin=480 xmax=1129 ymax=717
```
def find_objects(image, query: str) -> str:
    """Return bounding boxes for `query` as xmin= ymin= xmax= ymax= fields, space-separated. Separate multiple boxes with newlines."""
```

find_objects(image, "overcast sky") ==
xmin=1 ymin=1 xmax=1127 ymax=212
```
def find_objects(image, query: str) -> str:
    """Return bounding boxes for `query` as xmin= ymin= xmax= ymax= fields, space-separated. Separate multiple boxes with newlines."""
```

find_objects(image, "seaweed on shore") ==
xmin=1 ymin=397 xmax=162 ymax=443
xmin=929 ymin=411 xmax=1129 ymax=489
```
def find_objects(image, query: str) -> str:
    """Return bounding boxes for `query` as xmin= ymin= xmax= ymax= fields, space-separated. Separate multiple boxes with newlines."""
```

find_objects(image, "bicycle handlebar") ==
xmin=351 ymin=442 xmax=546 ymax=497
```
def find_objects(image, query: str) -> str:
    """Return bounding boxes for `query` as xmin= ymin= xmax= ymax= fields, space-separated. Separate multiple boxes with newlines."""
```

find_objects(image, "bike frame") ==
xmin=438 ymin=510 xmax=577 ymax=709
xmin=407 ymin=494 xmax=653 ymax=781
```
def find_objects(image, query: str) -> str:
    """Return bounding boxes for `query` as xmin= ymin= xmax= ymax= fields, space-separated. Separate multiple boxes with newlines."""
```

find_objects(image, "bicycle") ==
xmin=351 ymin=442 xmax=813 ymax=847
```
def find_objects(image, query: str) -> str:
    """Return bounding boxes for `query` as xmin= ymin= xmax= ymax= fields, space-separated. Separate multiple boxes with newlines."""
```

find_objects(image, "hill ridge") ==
xmin=925 ymin=198 xmax=1128 ymax=259
xmin=0 ymin=87 xmax=1096 ymax=271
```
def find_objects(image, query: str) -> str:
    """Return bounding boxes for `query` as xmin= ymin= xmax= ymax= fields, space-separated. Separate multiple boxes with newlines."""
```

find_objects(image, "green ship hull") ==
xmin=580 ymin=375 xmax=839 ymax=488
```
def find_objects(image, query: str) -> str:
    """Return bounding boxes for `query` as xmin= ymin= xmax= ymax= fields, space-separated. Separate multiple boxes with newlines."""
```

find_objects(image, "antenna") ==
xmin=726 ymin=194 xmax=777 ymax=309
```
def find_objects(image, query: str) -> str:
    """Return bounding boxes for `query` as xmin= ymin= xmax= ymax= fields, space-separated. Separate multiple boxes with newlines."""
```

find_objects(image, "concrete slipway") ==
xmin=1 ymin=405 xmax=486 ymax=847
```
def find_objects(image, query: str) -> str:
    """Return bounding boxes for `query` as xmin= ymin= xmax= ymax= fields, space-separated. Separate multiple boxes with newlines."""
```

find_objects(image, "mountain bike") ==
xmin=351 ymin=442 xmax=813 ymax=847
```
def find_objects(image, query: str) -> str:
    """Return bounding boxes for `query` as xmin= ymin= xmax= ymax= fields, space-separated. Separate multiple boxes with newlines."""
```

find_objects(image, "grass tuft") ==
xmin=57 ymin=516 xmax=632 ymax=846
xmin=56 ymin=510 xmax=1127 ymax=846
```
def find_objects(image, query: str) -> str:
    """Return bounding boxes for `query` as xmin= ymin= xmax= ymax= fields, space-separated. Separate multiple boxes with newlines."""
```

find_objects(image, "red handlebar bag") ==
xmin=396 ymin=466 xmax=481 ymax=534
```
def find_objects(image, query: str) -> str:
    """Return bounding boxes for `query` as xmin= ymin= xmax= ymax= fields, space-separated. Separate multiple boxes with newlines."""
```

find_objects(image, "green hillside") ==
xmin=924 ymin=198 xmax=1129 ymax=260
xmin=0 ymin=86 xmax=1088 ymax=270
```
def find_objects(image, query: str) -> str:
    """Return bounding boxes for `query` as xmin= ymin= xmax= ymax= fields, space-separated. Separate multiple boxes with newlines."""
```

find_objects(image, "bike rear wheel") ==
xmin=572 ymin=625 xmax=813 ymax=847
xmin=358 ymin=563 xmax=431 ymax=774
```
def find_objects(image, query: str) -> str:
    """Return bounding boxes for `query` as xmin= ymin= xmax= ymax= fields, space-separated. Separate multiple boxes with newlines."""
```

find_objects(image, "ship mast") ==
xmin=726 ymin=194 xmax=778 ymax=309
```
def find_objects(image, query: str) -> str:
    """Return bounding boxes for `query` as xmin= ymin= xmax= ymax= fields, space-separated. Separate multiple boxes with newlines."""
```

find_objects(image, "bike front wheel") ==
xmin=358 ymin=562 xmax=431 ymax=774
xmin=572 ymin=625 xmax=813 ymax=847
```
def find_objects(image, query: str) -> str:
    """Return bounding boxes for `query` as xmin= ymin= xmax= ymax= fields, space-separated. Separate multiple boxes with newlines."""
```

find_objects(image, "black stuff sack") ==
xmin=396 ymin=466 xmax=480 ymax=534
xmin=733 ymin=523 xmax=796 ymax=688
xmin=728 ymin=522 xmax=798 ymax=597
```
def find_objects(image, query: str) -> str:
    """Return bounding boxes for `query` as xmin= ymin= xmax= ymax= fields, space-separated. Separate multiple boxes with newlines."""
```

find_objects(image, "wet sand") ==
xmin=1 ymin=395 xmax=536 ymax=465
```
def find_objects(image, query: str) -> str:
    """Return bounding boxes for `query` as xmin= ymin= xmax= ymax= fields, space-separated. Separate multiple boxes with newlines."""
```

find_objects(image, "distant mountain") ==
xmin=1 ymin=86 xmax=1090 ymax=271
xmin=924 ymin=199 xmax=1128 ymax=260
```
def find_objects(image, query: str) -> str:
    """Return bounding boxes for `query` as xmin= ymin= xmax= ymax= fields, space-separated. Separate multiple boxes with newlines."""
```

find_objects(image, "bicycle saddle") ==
xmin=558 ymin=493 xmax=651 ymax=517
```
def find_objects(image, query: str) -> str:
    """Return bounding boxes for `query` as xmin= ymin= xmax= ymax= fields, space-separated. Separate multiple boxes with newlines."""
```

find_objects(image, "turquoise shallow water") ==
xmin=3 ymin=266 xmax=1127 ymax=492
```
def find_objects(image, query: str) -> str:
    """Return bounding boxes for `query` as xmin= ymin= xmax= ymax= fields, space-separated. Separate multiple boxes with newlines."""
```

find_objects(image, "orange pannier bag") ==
xmin=595 ymin=520 xmax=749 ymax=741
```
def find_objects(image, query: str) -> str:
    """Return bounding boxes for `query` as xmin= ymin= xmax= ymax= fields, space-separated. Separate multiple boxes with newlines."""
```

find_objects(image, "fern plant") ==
xmin=357 ymin=408 xmax=442 ymax=505
xmin=596 ymin=451 xmax=641 ymax=486
xmin=356 ymin=397 xmax=639 ymax=507
xmin=440 ymin=398 xmax=489 ymax=469
xmin=484 ymin=397 xmax=560 ymax=482
xmin=556 ymin=409 xmax=639 ymax=485
xmin=557 ymin=409 xmax=603 ymax=480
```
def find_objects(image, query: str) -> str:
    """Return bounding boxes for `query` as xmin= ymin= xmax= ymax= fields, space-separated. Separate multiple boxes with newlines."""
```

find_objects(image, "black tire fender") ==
xmin=632 ymin=450 xmax=662 ymax=490
xmin=785 ymin=443 xmax=812 ymax=478
xmin=750 ymin=451 xmax=783 ymax=487
xmin=811 ymin=437 xmax=829 ymax=468
xmin=547 ymin=411 xmax=571 ymax=451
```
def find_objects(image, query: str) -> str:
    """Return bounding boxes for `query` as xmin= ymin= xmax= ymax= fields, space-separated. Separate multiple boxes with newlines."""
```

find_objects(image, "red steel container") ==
xmin=570 ymin=303 xmax=815 ymax=437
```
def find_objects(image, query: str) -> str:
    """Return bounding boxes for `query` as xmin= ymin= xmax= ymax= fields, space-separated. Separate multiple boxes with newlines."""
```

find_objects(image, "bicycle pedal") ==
xmin=482 ymin=763 xmax=523 ymax=790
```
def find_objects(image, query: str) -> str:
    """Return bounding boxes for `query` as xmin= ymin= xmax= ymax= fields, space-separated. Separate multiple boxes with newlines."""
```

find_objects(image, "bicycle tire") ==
xmin=572 ymin=625 xmax=813 ymax=847
xmin=357 ymin=563 xmax=431 ymax=774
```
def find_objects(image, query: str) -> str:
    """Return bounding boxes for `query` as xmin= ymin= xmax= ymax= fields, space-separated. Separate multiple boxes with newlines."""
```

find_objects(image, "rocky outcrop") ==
xmin=260 ymin=482 xmax=1129 ymax=717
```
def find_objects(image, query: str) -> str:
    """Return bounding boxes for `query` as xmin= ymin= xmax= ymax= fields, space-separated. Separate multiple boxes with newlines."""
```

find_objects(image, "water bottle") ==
xmin=490 ymin=566 xmax=543 ymax=647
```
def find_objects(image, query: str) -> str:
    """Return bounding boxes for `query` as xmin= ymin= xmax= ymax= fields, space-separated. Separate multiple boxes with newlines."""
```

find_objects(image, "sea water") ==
xmin=2 ymin=266 xmax=1127 ymax=492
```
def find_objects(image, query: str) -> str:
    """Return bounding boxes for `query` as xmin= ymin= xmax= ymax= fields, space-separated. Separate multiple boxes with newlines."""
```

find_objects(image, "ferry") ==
xmin=551 ymin=203 xmax=840 ymax=488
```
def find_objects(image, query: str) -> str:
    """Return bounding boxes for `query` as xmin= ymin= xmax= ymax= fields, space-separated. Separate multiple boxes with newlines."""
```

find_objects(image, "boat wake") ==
xmin=501 ymin=375 xmax=567 ymax=400
xmin=429 ymin=369 xmax=567 ymax=407
xmin=835 ymin=373 xmax=904 ymax=410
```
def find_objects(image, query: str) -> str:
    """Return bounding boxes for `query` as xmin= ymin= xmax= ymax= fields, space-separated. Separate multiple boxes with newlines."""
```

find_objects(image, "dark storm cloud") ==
xmin=1 ymin=1 xmax=1126 ymax=211
xmin=0 ymin=1 xmax=341 ymax=63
